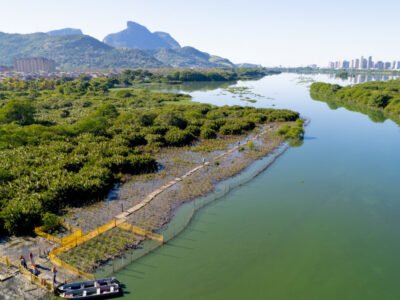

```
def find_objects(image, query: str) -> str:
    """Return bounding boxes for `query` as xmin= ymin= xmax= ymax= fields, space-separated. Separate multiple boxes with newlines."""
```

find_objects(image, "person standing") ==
xmin=20 ymin=255 xmax=27 ymax=269
xmin=29 ymin=252 xmax=34 ymax=266
xmin=52 ymin=266 xmax=57 ymax=284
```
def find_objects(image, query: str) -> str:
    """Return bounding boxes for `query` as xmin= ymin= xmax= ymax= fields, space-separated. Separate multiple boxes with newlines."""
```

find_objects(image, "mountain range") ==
xmin=0 ymin=21 xmax=236 ymax=70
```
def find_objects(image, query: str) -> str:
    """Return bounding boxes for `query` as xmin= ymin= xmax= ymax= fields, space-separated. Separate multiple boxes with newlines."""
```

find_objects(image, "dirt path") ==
xmin=114 ymin=130 xmax=264 ymax=222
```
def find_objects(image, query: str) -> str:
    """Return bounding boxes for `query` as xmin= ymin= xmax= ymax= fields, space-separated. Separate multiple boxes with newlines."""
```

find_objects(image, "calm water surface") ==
xmin=115 ymin=73 xmax=400 ymax=299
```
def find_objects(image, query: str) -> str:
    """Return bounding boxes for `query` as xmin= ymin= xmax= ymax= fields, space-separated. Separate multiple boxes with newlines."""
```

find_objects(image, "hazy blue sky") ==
xmin=1 ymin=0 xmax=400 ymax=66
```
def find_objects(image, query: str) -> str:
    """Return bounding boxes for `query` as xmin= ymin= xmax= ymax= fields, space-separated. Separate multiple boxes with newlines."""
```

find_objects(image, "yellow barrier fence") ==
xmin=35 ymin=222 xmax=83 ymax=246
xmin=0 ymin=255 xmax=54 ymax=291
xmin=0 ymin=255 xmax=11 ymax=268
xmin=48 ymin=253 xmax=95 ymax=280
xmin=117 ymin=222 xmax=164 ymax=243
xmin=34 ymin=227 xmax=63 ymax=244
xmin=43 ymin=218 xmax=163 ymax=280
xmin=47 ymin=219 xmax=123 ymax=279
xmin=60 ymin=229 xmax=83 ymax=246
xmin=18 ymin=265 xmax=54 ymax=291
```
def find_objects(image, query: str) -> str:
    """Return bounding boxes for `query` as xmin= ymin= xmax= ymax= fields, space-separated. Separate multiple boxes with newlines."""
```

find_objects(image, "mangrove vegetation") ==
xmin=310 ymin=80 xmax=400 ymax=123
xmin=0 ymin=72 xmax=301 ymax=236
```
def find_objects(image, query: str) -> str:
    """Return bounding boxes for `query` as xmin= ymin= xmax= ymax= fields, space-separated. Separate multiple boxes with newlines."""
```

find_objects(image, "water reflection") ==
xmin=315 ymin=97 xmax=389 ymax=124
xmin=328 ymin=72 xmax=399 ymax=84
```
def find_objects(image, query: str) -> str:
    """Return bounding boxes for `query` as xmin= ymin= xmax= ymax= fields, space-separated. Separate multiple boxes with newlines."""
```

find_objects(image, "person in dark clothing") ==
xmin=31 ymin=264 xmax=40 ymax=276
xmin=29 ymin=252 xmax=34 ymax=266
xmin=20 ymin=255 xmax=27 ymax=269
xmin=52 ymin=266 xmax=57 ymax=284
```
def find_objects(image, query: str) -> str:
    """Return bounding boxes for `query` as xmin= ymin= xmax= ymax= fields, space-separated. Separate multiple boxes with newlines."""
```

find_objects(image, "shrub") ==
xmin=0 ymin=100 xmax=36 ymax=125
xmin=126 ymin=133 xmax=147 ymax=147
xmin=206 ymin=110 xmax=226 ymax=120
xmin=137 ymin=113 xmax=156 ymax=126
xmin=164 ymin=128 xmax=195 ymax=146
xmin=203 ymin=120 xmax=222 ymax=131
xmin=247 ymin=140 xmax=255 ymax=150
xmin=200 ymin=127 xmax=217 ymax=139
xmin=247 ymin=113 xmax=267 ymax=123
xmin=143 ymin=125 xmax=169 ymax=135
xmin=121 ymin=154 xmax=158 ymax=174
xmin=368 ymin=94 xmax=391 ymax=108
xmin=82 ymin=101 xmax=92 ymax=108
xmin=60 ymin=110 xmax=70 ymax=118
xmin=95 ymin=104 xmax=119 ymax=119
xmin=267 ymin=110 xmax=299 ymax=122
xmin=74 ymin=116 xmax=109 ymax=136
xmin=115 ymin=90 xmax=132 ymax=98
xmin=145 ymin=133 xmax=165 ymax=146
xmin=1 ymin=197 xmax=42 ymax=236
xmin=186 ymin=125 xmax=201 ymax=137
xmin=42 ymin=212 xmax=61 ymax=233
xmin=0 ymin=168 xmax=13 ymax=183
xmin=155 ymin=111 xmax=187 ymax=129
xmin=220 ymin=122 xmax=244 ymax=135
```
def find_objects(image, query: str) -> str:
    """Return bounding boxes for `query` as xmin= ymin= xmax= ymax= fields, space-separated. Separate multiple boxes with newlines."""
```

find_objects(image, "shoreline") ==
xmin=0 ymin=121 xmax=301 ymax=300
xmin=94 ymin=127 xmax=293 ymax=277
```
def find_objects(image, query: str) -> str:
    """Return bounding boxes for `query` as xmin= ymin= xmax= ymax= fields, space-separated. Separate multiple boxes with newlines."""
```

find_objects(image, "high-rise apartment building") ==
xmin=359 ymin=56 xmax=368 ymax=69
xmin=368 ymin=56 xmax=373 ymax=69
xmin=375 ymin=61 xmax=384 ymax=70
xmin=342 ymin=60 xmax=350 ymax=69
xmin=355 ymin=59 xmax=360 ymax=69
xmin=14 ymin=57 xmax=56 ymax=73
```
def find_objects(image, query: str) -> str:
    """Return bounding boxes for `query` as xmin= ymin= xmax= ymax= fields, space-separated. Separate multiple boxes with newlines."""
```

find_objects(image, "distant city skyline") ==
xmin=1 ymin=0 xmax=400 ymax=67
xmin=328 ymin=56 xmax=400 ymax=70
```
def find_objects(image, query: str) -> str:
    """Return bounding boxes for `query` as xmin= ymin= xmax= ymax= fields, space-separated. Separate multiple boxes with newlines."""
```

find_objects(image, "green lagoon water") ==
xmin=115 ymin=73 xmax=400 ymax=299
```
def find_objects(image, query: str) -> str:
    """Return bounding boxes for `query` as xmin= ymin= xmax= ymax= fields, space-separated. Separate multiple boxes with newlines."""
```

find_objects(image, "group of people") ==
xmin=19 ymin=252 xmax=57 ymax=283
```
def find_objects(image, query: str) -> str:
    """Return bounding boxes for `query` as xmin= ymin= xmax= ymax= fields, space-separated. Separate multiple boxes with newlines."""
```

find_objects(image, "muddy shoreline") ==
xmin=0 ymin=123 xmax=294 ymax=300
xmin=92 ymin=124 xmax=291 ymax=276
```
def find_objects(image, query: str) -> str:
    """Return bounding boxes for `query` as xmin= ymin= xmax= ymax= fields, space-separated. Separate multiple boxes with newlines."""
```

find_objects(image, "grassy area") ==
xmin=59 ymin=227 xmax=137 ymax=272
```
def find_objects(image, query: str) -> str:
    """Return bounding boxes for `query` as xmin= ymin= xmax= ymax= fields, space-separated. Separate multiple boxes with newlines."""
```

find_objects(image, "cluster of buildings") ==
xmin=0 ymin=59 xmax=120 ymax=81
xmin=0 ymin=57 xmax=117 ymax=80
xmin=329 ymin=56 xmax=400 ymax=70
xmin=0 ymin=57 xmax=56 ymax=77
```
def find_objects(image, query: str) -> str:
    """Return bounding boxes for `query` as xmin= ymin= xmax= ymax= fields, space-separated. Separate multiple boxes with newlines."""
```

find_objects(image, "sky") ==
xmin=1 ymin=0 xmax=400 ymax=67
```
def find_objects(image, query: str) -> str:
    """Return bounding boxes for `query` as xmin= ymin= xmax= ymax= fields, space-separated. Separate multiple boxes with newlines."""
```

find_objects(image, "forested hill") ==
xmin=310 ymin=81 xmax=400 ymax=122
xmin=0 ymin=32 xmax=164 ymax=70
xmin=0 ymin=21 xmax=236 ymax=70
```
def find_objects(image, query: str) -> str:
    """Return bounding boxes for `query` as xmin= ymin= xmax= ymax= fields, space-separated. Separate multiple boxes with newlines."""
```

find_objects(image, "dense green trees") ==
xmin=0 ymin=100 xmax=36 ymax=125
xmin=0 ymin=74 xmax=300 ymax=236
xmin=310 ymin=81 xmax=400 ymax=122
xmin=0 ymin=68 xmax=276 ymax=94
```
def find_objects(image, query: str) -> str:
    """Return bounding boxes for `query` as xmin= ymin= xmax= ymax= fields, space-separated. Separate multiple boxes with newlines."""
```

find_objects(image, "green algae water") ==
xmin=114 ymin=73 xmax=400 ymax=299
